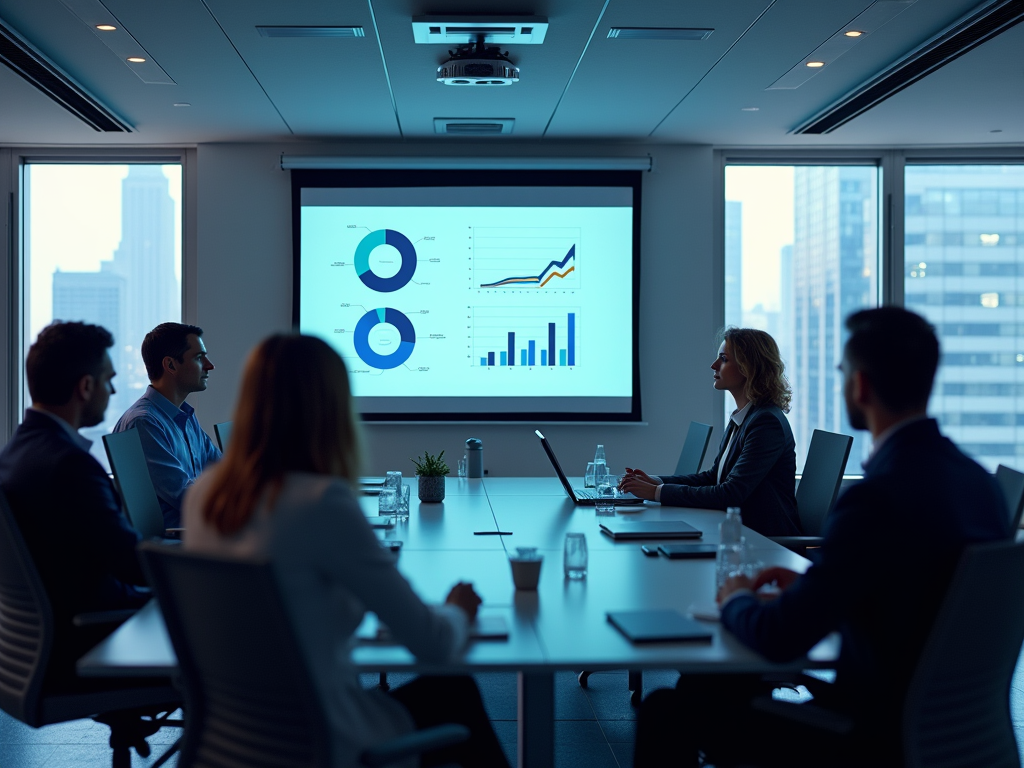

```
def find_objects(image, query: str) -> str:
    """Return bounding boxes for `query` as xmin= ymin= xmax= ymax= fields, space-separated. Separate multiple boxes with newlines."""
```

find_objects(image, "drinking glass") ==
xmin=458 ymin=456 xmax=468 ymax=478
xmin=584 ymin=462 xmax=598 ymax=488
xmin=384 ymin=471 xmax=403 ymax=490
xmin=595 ymin=476 xmax=618 ymax=517
xmin=378 ymin=487 xmax=397 ymax=518
xmin=563 ymin=532 xmax=588 ymax=580
xmin=394 ymin=485 xmax=411 ymax=522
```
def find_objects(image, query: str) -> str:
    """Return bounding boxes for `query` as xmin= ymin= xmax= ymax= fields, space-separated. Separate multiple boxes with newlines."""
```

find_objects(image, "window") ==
xmin=725 ymin=165 xmax=881 ymax=472
xmin=24 ymin=163 xmax=182 ymax=466
xmin=905 ymin=164 xmax=1024 ymax=472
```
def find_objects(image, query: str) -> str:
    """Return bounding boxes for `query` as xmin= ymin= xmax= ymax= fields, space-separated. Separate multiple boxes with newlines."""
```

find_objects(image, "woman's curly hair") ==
xmin=720 ymin=327 xmax=792 ymax=413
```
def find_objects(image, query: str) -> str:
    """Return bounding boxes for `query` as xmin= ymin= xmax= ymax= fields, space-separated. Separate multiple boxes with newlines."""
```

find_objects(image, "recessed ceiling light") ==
xmin=806 ymin=61 xmax=825 ymax=68
xmin=95 ymin=24 xmax=117 ymax=31
xmin=126 ymin=56 xmax=146 ymax=63
xmin=844 ymin=30 xmax=864 ymax=37
xmin=173 ymin=102 xmax=191 ymax=107
xmin=741 ymin=107 xmax=759 ymax=111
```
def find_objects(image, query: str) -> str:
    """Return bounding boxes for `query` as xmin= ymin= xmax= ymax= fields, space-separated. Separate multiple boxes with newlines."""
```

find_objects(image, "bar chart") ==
xmin=472 ymin=307 xmax=579 ymax=367
xmin=472 ymin=227 xmax=581 ymax=290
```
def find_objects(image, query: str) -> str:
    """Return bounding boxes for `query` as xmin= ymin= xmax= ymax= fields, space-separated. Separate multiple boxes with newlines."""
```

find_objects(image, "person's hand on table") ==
xmin=752 ymin=566 xmax=801 ymax=594
xmin=619 ymin=468 xmax=659 ymax=501
xmin=445 ymin=581 xmax=482 ymax=622
xmin=716 ymin=574 xmax=755 ymax=605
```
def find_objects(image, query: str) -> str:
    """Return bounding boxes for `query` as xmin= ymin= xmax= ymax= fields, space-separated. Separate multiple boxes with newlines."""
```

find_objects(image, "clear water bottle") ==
xmin=716 ymin=507 xmax=745 ymax=590
xmin=594 ymin=444 xmax=607 ymax=481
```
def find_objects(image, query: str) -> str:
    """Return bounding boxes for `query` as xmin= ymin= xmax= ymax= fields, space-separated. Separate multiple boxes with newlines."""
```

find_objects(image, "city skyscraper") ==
xmin=789 ymin=167 xmax=878 ymax=470
xmin=904 ymin=166 xmax=1024 ymax=472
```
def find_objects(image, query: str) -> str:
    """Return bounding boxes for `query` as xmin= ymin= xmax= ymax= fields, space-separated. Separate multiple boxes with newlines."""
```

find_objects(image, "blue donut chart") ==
xmin=353 ymin=308 xmax=416 ymax=369
xmin=354 ymin=229 xmax=417 ymax=292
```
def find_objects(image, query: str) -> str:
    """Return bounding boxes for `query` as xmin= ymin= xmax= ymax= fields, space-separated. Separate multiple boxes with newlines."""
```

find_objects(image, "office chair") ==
xmin=0 ymin=490 xmax=181 ymax=768
xmin=213 ymin=421 xmax=232 ymax=452
xmin=103 ymin=429 xmax=174 ymax=539
xmin=771 ymin=429 xmax=852 ymax=556
xmin=674 ymin=421 xmax=714 ymax=475
xmin=750 ymin=539 xmax=1024 ymax=768
xmin=138 ymin=542 xmax=469 ymax=768
xmin=995 ymin=464 xmax=1024 ymax=532
xmin=577 ymin=422 xmax=714 ymax=704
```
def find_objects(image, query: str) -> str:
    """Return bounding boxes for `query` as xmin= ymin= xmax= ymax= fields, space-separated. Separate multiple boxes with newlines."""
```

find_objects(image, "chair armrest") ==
xmin=360 ymin=724 xmax=470 ymax=767
xmin=769 ymin=536 xmax=824 ymax=552
xmin=751 ymin=695 xmax=853 ymax=734
xmin=72 ymin=608 xmax=138 ymax=627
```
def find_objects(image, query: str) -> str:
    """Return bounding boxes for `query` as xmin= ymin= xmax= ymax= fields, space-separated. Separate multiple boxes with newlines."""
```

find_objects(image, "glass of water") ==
xmin=563 ymin=532 xmax=588 ymax=580
xmin=378 ymin=487 xmax=397 ymax=518
xmin=595 ymin=475 xmax=618 ymax=516
xmin=394 ymin=485 xmax=411 ymax=522
xmin=458 ymin=456 xmax=468 ymax=477
xmin=384 ymin=471 xmax=403 ymax=490
xmin=584 ymin=462 xmax=598 ymax=488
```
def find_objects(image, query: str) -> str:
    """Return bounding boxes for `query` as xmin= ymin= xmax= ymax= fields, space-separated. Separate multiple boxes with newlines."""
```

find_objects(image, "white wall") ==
xmin=192 ymin=142 xmax=723 ymax=477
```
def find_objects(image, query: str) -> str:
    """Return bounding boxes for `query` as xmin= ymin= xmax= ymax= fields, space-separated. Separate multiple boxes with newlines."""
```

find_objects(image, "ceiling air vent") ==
xmin=257 ymin=26 xmax=365 ymax=38
xmin=434 ymin=118 xmax=514 ymax=135
xmin=607 ymin=28 xmax=713 ymax=40
xmin=0 ymin=16 xmax=131 ymax=131
xmin=413 ymin=17 xmax=547 ymax=45
xmin=795 ymin=0 xmax=1024 ymax=134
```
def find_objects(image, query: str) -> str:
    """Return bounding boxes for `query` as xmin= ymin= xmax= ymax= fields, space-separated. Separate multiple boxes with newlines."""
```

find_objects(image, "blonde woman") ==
xmin=621 ymin=328 xmax=800 ymax=536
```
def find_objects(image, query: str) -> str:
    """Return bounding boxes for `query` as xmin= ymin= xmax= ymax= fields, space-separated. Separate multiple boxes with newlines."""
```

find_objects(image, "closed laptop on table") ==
xmin=607 ymin=610 xmax=713 ymax=643
xmin=599 ymin=520 xmax=702 ymax=540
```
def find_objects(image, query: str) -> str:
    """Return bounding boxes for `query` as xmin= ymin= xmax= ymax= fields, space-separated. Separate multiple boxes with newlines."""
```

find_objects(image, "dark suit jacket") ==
xmin=0 ymin=410 xmax=149 ymax=686
xmin=721 ymin=418 xmax=1008 ymax=744
xmin=658 ymin=404 xmax=800 ymax=536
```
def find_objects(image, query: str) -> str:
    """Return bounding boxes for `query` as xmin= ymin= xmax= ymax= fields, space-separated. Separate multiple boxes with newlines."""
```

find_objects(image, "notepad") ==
xmin=606 ymin=610 xmax=713 ymax=643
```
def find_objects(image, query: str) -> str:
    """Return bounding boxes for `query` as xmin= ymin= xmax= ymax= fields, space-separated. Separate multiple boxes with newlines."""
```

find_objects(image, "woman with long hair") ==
xmin=620 ymin=328 xmax=801 ymax=536
xmin=183 ymin=334 xmax=509 ymax=768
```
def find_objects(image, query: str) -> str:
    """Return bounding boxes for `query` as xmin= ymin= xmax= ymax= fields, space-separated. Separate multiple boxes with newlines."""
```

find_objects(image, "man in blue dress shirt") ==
xmin=634 ymin=307 xmax=1008 ymax=767
xmin=113 ymin=323 xmax=221 ymax=529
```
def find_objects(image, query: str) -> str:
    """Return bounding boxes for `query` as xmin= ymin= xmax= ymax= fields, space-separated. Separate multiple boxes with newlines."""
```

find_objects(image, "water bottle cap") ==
xmin=726 ymin=507 xmax=741 ymax=516
xmin=465 ymin=438 xmax=482 ymax=450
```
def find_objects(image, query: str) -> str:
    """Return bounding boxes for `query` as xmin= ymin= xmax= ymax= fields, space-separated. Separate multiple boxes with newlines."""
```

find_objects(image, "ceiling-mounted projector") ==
xmin=436 ymin=38 xmax=519 ymax=86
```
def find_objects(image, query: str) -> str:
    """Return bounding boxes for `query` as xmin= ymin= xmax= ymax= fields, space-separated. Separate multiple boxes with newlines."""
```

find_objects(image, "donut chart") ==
xmin=354 ymin=229 xmax=417 ymax=292
xmin=353 ymin=308 xmax=416 ymax=369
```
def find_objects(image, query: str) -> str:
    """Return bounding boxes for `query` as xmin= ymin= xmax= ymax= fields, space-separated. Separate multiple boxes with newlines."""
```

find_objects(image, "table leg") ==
xmin=517 ymin=671 xmax=554 ymax=768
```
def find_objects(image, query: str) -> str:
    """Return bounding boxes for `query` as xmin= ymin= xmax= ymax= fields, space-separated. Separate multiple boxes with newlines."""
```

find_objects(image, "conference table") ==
xmin=78 ymin=476 xmax=837 ymax=768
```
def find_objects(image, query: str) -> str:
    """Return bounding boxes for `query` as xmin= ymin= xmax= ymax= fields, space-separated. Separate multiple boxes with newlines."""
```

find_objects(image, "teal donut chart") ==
xmin=354 ymin=229 xmax=417 ymax=292
xmin=353 ymin=308 xmax=416 ymax=369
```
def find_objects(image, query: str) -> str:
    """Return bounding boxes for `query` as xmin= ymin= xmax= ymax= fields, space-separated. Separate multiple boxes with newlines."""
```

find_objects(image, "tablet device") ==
xmin=658 ymin=543 xmax=717 ymax=559
xmin=598 ymin=520 xmax=702 ymax=540
xmin=606 ymin=610 xmax=713 ymax=643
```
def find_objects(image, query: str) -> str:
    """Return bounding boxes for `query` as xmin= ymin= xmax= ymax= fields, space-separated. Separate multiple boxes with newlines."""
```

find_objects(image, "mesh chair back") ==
xmin=903 ymin=540 xmax=1024 ymax=768
xmin=995 ymin=465 xmax=1024 ymax=533
xmin=139 ymin=543 xmax=331 ymax=768
xmin=795 ymin=429 xmax=853 ymax=536
xmin=213 ymin=422 xmax=232 ymax=453
xmin=103 ymin=430 xmax=166 ymax=538
xmin=0 ymin=490 xmax=52 ymax=725
xmin=674 ymin=422 xmax=713 ymax=476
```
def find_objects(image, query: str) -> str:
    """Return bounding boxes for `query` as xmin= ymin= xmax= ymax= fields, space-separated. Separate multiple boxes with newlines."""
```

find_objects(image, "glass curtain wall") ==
xmin=23 ymin=163 xmax=182 ymax=467
xmin=724 ymin=164 xmax=881 ymax=472
xmin=904 ymin=164 xmax=1024 ymax=472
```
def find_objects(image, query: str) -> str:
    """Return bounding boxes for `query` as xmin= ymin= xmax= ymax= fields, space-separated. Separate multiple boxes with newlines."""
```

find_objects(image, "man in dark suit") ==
xmin=0 ymin=322 xmax=149 ymax=688
xmin=634 ymin=307 xmax=1009 ymax=767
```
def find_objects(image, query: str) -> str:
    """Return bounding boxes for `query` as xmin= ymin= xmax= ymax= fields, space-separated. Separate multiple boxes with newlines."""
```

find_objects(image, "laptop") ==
xmin=599 ymin=520 xmax=702 ymax=540
xmin=535 ymin=430 xmax=642 ymax=506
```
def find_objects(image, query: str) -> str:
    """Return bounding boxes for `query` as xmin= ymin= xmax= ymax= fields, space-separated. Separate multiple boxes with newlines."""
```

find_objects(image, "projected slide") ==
xmin=298 ymin=185 xmax=634 ymax=411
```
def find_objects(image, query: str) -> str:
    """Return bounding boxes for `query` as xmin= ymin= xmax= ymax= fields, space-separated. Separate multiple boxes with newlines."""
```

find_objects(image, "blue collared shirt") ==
xmin=113 ymin=386 xmax=221 ymax=528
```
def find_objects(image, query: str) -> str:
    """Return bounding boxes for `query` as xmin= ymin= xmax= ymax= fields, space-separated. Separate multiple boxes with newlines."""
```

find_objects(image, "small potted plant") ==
xmin=412 ymin=450 xmax=449 ymax=502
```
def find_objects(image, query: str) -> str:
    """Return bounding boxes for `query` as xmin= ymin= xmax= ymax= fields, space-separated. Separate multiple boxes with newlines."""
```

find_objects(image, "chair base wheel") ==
xmin=577 ymin=670 xmax=592 ymax=688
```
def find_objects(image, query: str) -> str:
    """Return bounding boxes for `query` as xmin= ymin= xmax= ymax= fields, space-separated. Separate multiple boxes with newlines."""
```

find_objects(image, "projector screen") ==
xmin=291 ymin=169 xmax=641 ymax=421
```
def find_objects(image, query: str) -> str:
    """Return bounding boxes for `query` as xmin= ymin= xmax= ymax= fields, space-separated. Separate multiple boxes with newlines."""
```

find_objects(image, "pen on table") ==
xmin=474 ymin=531 xmax=513 ymax=535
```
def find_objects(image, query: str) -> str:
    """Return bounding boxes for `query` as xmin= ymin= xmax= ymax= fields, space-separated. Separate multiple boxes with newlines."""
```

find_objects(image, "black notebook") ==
xmin=606 ymin=610 xmax=713 ymax=643
xmin=598 ymin=520 xmax=702 ymax=540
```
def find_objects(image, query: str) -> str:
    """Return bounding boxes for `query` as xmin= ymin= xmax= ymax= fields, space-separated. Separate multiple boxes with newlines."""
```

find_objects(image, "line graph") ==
xmin=472 ymin=227 xmax=580 ymax=290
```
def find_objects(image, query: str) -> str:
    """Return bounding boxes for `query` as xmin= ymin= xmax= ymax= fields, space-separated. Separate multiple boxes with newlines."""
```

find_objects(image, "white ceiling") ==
xmin=0 ymin=0 xmax=1020 ymax=146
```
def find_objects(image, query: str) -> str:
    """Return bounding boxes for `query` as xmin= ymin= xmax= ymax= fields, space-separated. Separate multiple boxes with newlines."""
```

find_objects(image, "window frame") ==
xmin=0 ymin=147 xmax=196 ymax=445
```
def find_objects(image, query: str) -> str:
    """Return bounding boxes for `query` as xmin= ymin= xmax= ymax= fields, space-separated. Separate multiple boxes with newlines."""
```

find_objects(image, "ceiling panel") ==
xmin=200 ymin=0 xmax=400 ymax=138
xmin=372 ymin=0 xmax=607 ymax=138
xmin=545 ymin=0 xmax=775 ymax=138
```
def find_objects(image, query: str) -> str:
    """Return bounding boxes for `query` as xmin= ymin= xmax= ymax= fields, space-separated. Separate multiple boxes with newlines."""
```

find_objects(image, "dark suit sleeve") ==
xmin=62 ymin=450 xmax=145 ymax=586
xmin=658 ymin=413 xmax=787 ymax=509
xmin=720 ymin=484 xmax=875 ymax=661
xmin=659 ymin=466 xmax=718 ymax=488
